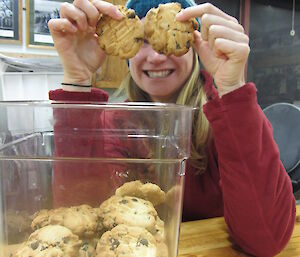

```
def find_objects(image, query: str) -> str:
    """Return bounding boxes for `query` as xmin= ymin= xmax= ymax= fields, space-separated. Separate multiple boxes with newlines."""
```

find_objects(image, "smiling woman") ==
xmin=47 ymin=0 xmax=296 ymax=256
xmin=127 ymin=35 xmax=195 ymax=102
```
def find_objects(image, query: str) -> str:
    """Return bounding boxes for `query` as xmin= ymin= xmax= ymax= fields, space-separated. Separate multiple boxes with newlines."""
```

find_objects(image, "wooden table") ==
xmin=179 ymin=205 xmax=300 ymax=257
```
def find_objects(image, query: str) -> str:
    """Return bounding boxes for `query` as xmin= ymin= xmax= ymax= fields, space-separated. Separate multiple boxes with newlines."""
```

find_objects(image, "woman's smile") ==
xmin=143 ymin=69 xmax=174 ymax=78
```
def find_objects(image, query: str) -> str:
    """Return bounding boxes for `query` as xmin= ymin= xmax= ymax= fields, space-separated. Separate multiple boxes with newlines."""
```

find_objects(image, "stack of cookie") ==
xmin=96 ymin=3 xmax=199 ymax=59
xmin=97 ymin=180 xmax=168 ymax=257
xmin=12 ymin=180 xmax=169 ymax=257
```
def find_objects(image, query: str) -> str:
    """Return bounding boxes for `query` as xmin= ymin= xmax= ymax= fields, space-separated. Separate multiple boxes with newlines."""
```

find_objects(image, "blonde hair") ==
xmin=115 ymin=51 xmax=211 ymax=174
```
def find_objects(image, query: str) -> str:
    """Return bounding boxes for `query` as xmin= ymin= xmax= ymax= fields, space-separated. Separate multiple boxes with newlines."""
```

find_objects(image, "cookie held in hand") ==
xmin=96 ymin=5 xmax=144 ymax=59
xmin=144 ymin=3 xmax=199 ymax=56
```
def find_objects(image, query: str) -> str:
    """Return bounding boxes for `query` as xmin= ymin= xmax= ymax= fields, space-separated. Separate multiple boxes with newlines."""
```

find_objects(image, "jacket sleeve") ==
xmin=203 ymin=83 xmax=296 ymax=257
xmin=49 ymin=88 xmax=109 ymax=102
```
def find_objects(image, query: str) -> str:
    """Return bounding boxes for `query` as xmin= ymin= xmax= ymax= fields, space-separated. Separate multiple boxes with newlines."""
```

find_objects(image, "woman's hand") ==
xmin=177 ymin=3 xmax=250 ymax=97
xmin=48 ymin=0 xmax=123 ymax=85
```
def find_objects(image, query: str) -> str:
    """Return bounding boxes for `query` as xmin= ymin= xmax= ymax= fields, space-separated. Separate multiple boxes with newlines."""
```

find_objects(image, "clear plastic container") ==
xmin=0 ymin=101 xmax=193 ymax=257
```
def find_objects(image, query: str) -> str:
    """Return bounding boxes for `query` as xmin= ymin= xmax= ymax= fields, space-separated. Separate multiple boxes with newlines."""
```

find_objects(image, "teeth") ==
xmin=147 ymin=70 xmax=171 ymax=78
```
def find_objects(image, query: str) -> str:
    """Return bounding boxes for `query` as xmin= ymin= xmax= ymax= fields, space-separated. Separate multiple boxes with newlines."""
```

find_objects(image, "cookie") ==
xmin=96 ymin=5 xmax=144 ymax=59
xmin=115 ymin=180 xmax=166 ymax=206
xmin=79 ymin=238 xmax=98 ymax=257
xmin=31 ymin=204 xmax=102 ymax=238
xmin=154 ymin=216 xmax=165 ymax=243
xmin=13 ymin=225 xmax=81 ymax=257
xmin=98 ymin=195 xmax=158 ymax=233
xmin=95 ymin=224 xmax=157 ymax=257
xmin=144 ymin=3 xmax=199 ymax=56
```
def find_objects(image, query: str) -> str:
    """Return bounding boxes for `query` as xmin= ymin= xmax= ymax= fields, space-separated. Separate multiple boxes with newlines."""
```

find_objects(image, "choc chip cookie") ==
xmin=13 ymin=225 xmax=82 ymax=257
xmin=95 ymin=224 xmax=157 ymax=257
xmin=144 ymin=3 xmax=199 ymax=56
xmin=31 ymin=204 xmax=102 ymax=238
xmin=115 ymin=180 xmax=166 ymax=206
xmin=98 ymin=195 xmax=158 ymax=234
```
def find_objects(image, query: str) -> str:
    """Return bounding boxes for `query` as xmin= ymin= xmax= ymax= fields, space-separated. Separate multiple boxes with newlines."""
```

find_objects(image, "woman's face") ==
xmin=129 ymin=39 xmax=194 ymax=103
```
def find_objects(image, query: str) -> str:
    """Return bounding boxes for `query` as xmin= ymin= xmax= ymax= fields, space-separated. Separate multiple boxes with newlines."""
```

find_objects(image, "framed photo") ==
xmin=26 ymin=0 xmax=71 ymax=49
xmin=0 ymin=0 xmax=22 ymax=44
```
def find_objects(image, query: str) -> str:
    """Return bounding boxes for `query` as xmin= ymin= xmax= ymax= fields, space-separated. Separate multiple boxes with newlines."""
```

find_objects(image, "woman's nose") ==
xmin=146 ymin=47 xmax=167 ymax=64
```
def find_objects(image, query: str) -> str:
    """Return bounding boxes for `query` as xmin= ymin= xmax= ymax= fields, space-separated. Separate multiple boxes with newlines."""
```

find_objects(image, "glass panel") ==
xmin=0 ymin=101 xmax=193 ymax=257
xmin=248 ymin=0 xmax=300 ymax=109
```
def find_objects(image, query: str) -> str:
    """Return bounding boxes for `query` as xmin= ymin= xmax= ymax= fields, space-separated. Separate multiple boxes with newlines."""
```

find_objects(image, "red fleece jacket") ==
xmin=49 ymin=71 xmax=296 ymax=257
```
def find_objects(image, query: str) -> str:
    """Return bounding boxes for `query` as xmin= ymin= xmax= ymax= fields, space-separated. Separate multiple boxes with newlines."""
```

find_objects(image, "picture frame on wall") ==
xmin=0 ymin=0 xmax=22 ymax=44
xmin=26 ymin=0 xmax=71 ymax=49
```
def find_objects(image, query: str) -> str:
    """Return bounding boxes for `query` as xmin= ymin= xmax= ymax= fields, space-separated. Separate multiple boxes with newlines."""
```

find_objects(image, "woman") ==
xmin=48 ymin=0 xmax=296 ymax=256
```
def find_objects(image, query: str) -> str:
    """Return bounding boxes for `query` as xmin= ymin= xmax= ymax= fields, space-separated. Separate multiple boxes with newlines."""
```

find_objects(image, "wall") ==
xmin=248 ymin=0 xmax=300 ymax=109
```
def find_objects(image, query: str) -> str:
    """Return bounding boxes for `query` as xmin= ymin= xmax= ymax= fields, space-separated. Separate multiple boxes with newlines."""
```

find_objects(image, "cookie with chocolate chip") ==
xmin=13 ymin=225 xmax=81 ymax=257
xmin=115 ymin=180 xmax=166 ymax=206
xmin=95 ymin=224 xmax=157 ymax=257
xmin=153 ymin=216 xmax=165 ymax=243
xmin=144 ymin=3 xmax=199 ymax=56
xmin=98 ymin=195 xmax=158 ymax=233
xmin=96 ymin=5 xmax=144 ymax=59
xmin=79 ymin=238 xmax=98 ymax=257
xmin=31 ymin=204 xmax=101 ymax=238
